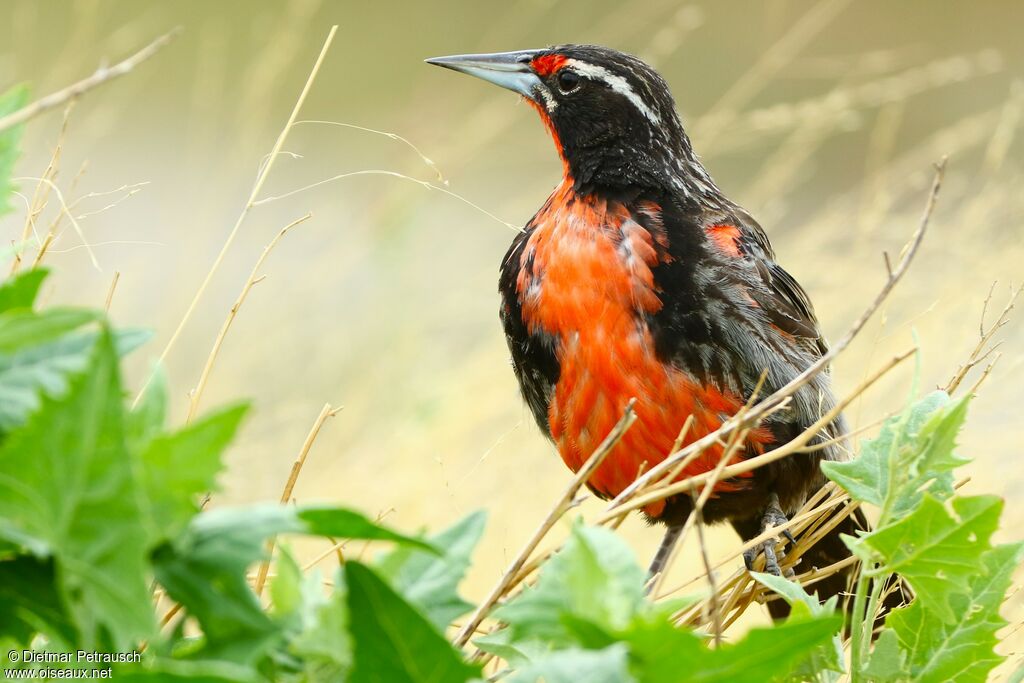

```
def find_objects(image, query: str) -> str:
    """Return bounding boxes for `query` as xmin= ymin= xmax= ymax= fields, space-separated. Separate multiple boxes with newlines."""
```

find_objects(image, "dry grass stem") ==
xmin=452 ymin=400 xmax=639 ymax=647
xmin=104 ymin=270 xmax=120 ymax=312
xmin=10 ymin=102 xmax=74 ymax=274
xmin=134 ymin=25 xmax=338 ymax=408
xmin=601 ymin=347 xmax=917 ymax=523
xmin=254 ymin=401 xmax=342 ymax=597
xmin=185 ymin=212 xmax=312 ymax=423
xmin=17 ymin=176 xmax=97 ymax=269
xmin=0 ymin=29 xmax=180 ymax=134
xmin=251 ymin=168 xmax=521 ymax=233
xmin=946 ymin=283 xmax=1021 ymax=394
xmin=691 ymin=494 xmax=723 ymax=645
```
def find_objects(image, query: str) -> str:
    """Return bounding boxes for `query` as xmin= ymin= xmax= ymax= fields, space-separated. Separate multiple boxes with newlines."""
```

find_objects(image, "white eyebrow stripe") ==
xmin=565 ymin=59 xmax=661 ymax=123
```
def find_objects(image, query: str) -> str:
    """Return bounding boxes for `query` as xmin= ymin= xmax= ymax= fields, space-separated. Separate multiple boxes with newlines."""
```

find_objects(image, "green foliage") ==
xmin=0 ymin=269 xmax=150 ymax=433
xmin=0 ymin=328 xmax=152 ymax=648
xmin=818 ymin=390 xmax=1019 ymax=682
xmin=885 ymin=541 xmax=1024 ymax=682
xmin=750 ymin=572 xmax=843 ymax=681
xmin=0 ymin=268 xmax=467 ymax=680
xmin=345 ymin=561 xmax=481 ymax=683
xmin=854 ymin=494 xmax=1001 ymax=622
xmin=373 ymin=509 xmax=487 ymax=630
xmin=822 ymin=391 xmax=968 ymax=522
xmin=0 ymin=84 xmax=29 ymax=216
xmin=479 ymin=523 xmax=843 ymax=683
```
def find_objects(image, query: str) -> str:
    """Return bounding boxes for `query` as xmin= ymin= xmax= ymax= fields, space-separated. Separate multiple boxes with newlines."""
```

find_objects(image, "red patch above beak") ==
xmin=531 ymin=54 xmax=568 ymax=77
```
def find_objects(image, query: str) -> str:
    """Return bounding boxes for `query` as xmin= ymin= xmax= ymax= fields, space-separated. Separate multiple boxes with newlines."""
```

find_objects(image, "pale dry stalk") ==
xmin=453 ymin=401 xmax=639 ymax=647
xmin=185 ymin=212 xmax=312 ymax=423
xmin=0 ymin=29 xmax=180 ymax=134
xmin=134 ymin=25 xmax=338 ymax=408
xmin=254 ymin=402 xmax=342 ymax=597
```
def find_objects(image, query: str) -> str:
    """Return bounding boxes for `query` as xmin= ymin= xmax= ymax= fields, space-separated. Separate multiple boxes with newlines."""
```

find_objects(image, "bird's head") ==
xmin=427 ymin=44 xmax=715 ymax=198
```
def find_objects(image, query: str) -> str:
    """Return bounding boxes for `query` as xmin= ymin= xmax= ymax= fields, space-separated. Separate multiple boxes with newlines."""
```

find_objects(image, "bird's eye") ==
xmin=556 ymin=70 xmax=580 ymax=94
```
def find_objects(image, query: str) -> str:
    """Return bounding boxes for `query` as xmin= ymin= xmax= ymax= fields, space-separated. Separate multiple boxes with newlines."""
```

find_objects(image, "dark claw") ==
xmin=742 ymin=493 xmax=798 ymax=577
xmin=763 ymin=542 xmax=781 ymax=576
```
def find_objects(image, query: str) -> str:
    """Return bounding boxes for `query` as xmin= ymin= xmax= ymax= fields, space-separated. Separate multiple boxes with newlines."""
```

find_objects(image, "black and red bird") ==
xmin=427 ymin=45 xmax=892 ymax=615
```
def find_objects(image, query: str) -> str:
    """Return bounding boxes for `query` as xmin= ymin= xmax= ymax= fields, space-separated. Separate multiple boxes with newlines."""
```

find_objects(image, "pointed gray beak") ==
xmin=425 ymin=50 xmax=544 ymax=100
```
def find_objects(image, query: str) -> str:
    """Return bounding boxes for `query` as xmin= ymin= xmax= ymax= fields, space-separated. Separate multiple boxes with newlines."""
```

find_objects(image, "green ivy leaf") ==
xmin=494 ymin=523 xmax=647 ymax=645
xmin=0 ymin=268 xmax=48 ymax=312
xmin=0 ymin=84 xmax=29 ymax=216
xmin=373 ymin=510 xmax=486 ymax=631
xmin=851 ymin=495 xmax=1001 ymax=622
xmin=137 ymin=402 xmax=248 ymax=543
xmin=886 ymin=542 xmax=1024 ymax=682
xmin=345 ymin=561 xmax=480 ymax=683
xmin=0 ymin=327 xmax=152 ymax=648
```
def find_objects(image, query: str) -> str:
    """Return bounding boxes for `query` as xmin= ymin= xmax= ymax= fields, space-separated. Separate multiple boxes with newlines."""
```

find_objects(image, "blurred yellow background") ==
xmin=4 ymin=0 xmax=1023 ymax=647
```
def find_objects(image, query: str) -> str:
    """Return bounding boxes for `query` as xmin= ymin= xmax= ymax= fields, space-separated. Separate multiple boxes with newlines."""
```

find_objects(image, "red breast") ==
xmin=515 ymin=181 xmax=768 ymax=516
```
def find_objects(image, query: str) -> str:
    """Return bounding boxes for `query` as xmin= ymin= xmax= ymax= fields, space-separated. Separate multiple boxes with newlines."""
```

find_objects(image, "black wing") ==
xmin=498 ymin=228 xmax=560 ymax=437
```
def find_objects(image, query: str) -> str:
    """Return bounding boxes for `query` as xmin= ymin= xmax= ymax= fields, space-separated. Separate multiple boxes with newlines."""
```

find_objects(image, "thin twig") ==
xmin=11 ymin=101 xmax=74 ymax=275
xmin=254 ymin=402 xmax=342 ymax=597
xmin=185 ymin=212 xmax=312 ymax=422
xmin=104 ymin=271 xmax=120 ymax=312
xmin=133 ymin=25 xmax=338 ymax=408
xmin=691 ymin=491 xmax=723 ymax=645
xmin=0 ymin=29 xmax=180 ymax=133
xmin=602 ymin=346 xmax=916 ymax=522
xmin=946 ymin=283 xmax=1021 ymax=394
xmin=452 ymin=400 xmax=638 ymax=647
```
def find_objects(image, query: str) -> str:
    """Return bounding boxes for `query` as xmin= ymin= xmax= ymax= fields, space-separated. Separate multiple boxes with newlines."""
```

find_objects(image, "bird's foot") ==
xmin=742 ymin=494 xmax=797 ymax=578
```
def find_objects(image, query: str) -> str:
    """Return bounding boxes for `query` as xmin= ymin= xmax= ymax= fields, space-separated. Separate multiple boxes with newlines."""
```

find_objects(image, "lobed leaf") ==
xmin=850 ymin=495 xmax=1001 ymax=623
xmin=507 ymin=644 xmax=633 ymax=683
xmin=0 ymin=328 xmax=152 ymax=648
xmin=373 ymin=509 xmax=486 ymax=631
xmin=137 ymin=402 xmax=248 ymax=543
xmin=823 ymin=391 xmax=968 ymax=524
xmin=345 ymin=561 xmax=480 ymax=683
xmin=494 ymin=523 xmax=647 ymax=645
xmin=0 ymin=319 xmax=148 ymax=433
xmin=153 ymin=503 xmax=434 ymax=663
xmin=886 ymin=542 xmax=1024 ymax=682
xmin=0 ymin=268 xmax=48 ymax=313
